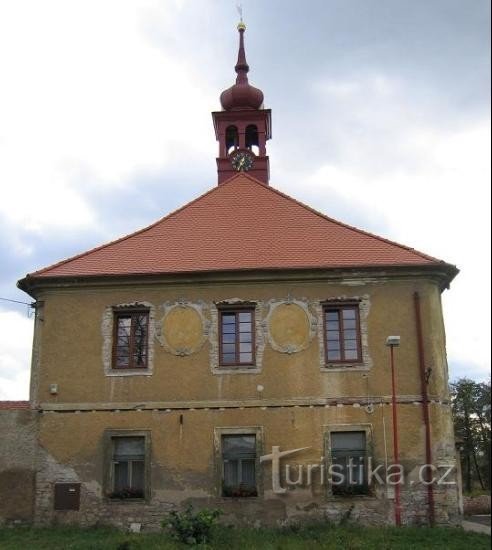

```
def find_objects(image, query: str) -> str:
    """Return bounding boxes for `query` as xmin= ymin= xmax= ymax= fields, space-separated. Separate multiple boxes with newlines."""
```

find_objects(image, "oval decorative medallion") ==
xmin=159 ymin=305 xmax=206 ymax=356
xmin=267 ymin=302 xmax=314 ymax=354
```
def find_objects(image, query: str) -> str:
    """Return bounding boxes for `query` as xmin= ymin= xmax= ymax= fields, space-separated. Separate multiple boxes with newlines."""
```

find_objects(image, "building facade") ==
xmin=3 ymin=22 xmax=460 ymax=529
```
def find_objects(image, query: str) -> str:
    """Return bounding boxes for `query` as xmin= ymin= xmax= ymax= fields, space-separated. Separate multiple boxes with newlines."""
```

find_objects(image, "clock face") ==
xmin=231 ymin=151 xmax=254 ymax=172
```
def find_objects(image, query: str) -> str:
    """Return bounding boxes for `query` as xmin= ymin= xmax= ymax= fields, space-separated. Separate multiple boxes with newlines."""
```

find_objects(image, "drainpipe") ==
xmin=389 ymin=342 xmax=402 ymax=526
xmin=413 ymin=291 xmax=436 ymax=526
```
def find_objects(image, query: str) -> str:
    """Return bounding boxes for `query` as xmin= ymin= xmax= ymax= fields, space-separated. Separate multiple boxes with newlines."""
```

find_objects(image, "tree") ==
xmin=451 ymin=378 xmax=491 ymax=493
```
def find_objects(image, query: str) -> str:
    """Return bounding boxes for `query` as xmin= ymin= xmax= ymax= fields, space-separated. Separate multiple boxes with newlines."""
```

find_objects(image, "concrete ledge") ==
xmin=37 ymin=394 xmax=449 ymax=412
xmin=462 ymin=519 xmax=491 ymax=535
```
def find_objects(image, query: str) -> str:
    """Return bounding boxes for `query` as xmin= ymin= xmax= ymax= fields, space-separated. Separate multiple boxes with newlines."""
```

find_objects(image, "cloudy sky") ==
xmin=0 ymin=0 xmax=490 ymax=399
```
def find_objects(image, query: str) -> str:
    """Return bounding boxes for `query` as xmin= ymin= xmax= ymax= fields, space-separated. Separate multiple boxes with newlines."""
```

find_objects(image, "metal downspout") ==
xmin=414 ymin=291 xmax=436 ymax=526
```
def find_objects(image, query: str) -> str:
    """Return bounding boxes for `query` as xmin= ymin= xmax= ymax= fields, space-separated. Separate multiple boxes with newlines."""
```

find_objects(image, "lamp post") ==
xmin=386 ymin=335 xmax=402 ymax=527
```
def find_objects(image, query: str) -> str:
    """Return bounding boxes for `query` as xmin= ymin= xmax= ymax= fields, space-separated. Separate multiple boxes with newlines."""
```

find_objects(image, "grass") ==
xmin=0 ymin=524 xmax=489 ymax=550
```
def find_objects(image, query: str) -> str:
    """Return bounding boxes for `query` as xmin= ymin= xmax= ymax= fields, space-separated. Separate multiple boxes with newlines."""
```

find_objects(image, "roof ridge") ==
xmin=28 ymin=173 xmax=265 ymax=277
xmin=234 ymin=173 xmax=445 ymax=264
xmin=252 ymin=176 xmax=444 ymax=264
xmin=24 ymin=172 xmax=449 ymax=281
xmin=27 ymin=177 xmax=246 ymax=277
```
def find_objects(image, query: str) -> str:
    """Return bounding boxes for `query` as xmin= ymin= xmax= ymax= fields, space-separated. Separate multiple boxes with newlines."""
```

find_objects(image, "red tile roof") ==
xmin=0 ymin=401 xmax=30 ymax=410
xmin=22 ymin=174 xmax=455 ymax=281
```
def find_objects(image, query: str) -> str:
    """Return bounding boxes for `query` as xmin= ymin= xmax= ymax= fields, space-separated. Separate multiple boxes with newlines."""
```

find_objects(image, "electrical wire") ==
xmin=0 ymin=297 xmax=34 ymax=306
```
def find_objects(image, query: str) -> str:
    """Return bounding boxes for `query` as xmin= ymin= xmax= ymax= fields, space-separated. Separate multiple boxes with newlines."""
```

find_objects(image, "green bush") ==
xmin=163 ymin=505 xmax=222 ymax=545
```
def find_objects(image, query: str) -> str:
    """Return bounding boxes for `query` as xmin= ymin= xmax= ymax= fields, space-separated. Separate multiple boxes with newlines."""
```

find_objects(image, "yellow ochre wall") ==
xmin=38 ymin=404 xmax=455 ymax=498
xmin=33 ymin=277 xmax=450 ymax=407
xmin=28 ymin=274 xmax=459 ymax=526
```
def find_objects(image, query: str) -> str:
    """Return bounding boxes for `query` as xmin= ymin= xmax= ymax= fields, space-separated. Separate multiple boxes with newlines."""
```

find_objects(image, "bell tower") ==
xmin=212 ymin=21 xmax=271 ymax=185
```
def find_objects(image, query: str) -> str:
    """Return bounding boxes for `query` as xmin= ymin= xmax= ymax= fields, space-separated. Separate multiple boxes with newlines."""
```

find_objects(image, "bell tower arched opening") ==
xmin=245 ymin=124 xmax=259 ymax=156
xmin=226 ymin=125 xmax=239 ymax=154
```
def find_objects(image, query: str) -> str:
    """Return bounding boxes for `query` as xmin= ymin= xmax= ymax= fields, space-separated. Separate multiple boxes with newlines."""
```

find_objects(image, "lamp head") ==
xmin=386 ymin=335 xmax=401 ymax=347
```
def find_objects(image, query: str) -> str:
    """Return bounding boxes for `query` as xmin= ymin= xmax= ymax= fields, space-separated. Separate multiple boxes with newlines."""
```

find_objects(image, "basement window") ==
xmin=323 ymin=304 xmax=362 ymax=364
xmin=221 ymin=434 xmax=258 ymax=497
xmin=329 ymin=431 xmax=368 ymax=496
xmin=219 ymin=308 xmax=255 ymax=366
xmin=112 ymin=309 xmax=149 ymax=369
xmin=106 ymin=433 xmax=150 ymax=500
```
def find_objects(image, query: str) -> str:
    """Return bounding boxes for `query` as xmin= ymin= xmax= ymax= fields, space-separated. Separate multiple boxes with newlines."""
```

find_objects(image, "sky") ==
xmin=0 ymin=0 xmax=490 ymax=399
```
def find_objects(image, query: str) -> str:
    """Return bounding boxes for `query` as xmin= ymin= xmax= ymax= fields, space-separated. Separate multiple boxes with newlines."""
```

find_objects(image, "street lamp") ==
xmin=386 ymin=335 xmax=402 ymax=527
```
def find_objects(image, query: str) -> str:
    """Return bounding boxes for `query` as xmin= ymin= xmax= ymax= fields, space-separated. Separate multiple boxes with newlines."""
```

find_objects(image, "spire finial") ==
xmin=236 ymin=4 xmax=246 ymax=30
xmin=234 ymin=5 xmax=249 ymax=83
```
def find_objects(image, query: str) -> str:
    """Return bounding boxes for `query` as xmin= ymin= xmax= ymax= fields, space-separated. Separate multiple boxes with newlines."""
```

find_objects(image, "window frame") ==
xmin=218 ymin=306 xmax=256 ymax=368
xmin=322 ymin=302 xmax=362 ymax=365
xmin=324 ymin=424 xmax=372 ymax=499
xmin=214 ymin=427 xmax=263 ymax=498
xmin=112 ymin=307 xmax=150 ymax=370
xmin=104 ymin=430 xmax=151 ymax=502
xmin=221 ymin=434 xmax=258 ymax=498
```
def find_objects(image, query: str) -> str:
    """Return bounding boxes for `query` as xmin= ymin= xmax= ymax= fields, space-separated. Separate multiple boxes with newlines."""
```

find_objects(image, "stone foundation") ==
xmin=0 ymin=407 xmax=37 ymax=525
xmin=32 ymin=482 xmax=460 ymax=531
xmin=1 ymin=399 xmax=461 ymax=530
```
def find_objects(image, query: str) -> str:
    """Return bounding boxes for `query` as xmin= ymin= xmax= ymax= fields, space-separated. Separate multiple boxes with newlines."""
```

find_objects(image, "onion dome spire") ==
xmin=220 ymin=21 xmax=264 ymax=111
xmin=235 ymin=20 xmax=249 ymax=84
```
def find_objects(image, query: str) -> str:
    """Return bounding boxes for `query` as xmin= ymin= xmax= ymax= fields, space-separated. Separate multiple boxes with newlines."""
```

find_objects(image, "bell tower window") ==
xmin=245 ymin=124 xmax=259 ymax=155
xmin=226 ymin=126 xmax=239 ymax=154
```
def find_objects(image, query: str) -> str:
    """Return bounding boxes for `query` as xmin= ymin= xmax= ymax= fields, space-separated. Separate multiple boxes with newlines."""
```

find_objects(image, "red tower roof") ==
xmin=220 ymin=23 xmax=264 ymax=111
xmin=19 ymin=173 xmax=457 ymax=287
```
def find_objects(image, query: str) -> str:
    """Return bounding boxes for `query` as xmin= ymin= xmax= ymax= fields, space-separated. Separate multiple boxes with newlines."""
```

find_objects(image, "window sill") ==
xmin=325 ymin=493 xmax=376 ymax=501
xmin=218 ymin=495 xmax=261 ymax=500
xmin=106 ymin=369 xmax=152 ymax=377
xmin=213 ymin=366 xmax=261 ymax=375
xmin=321 ymin=364 xmax=368 ymax=372
xmin=106 ymin=497 xmax=148 ymax=504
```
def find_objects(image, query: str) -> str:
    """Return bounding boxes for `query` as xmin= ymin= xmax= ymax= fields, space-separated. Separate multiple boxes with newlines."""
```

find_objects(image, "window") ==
xmin=330 ymin=431 xmax=368 ymax=496
xmin=222 ymin=434 xmax=258 ymax=497
xmin=219 ymin=308 xmax=255 ymax=366
xmin=110 ymin=436 xmax=146 ymax=499
xmin=112 ymin=309 xmax=149 ymax=369
xmin=323 ymin=304 xmax=362 ymax=363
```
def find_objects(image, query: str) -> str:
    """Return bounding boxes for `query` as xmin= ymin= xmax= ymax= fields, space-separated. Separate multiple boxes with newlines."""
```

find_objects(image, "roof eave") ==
xmin=17 ymin=262 xmax=459 ymax=298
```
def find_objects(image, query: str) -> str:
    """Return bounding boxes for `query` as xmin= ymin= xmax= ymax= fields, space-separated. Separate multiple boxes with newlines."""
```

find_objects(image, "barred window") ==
xmin=112 ymin=309 xmax=149 ymax=369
